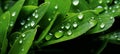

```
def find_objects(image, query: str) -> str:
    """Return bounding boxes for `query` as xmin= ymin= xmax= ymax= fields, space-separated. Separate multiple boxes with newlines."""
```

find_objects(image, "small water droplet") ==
xmin=20 ymin=20 xmax=25 ymax=25
xmin=61 ymin=25 xmax=64 ymax=29
xmin=25 ymin=25 xmax=28 ymax=28
xmin=49 ymin=33 xmax=53 ymax=36
xmin=99 ymin=0 xmax=102 ymax=4
xmin=12 ymin=12 xmax=16 ymax=16
xmin=73 ymin=0 xmax=79 ymax=6
xmin=22 ymin=33 xmax=25 ymax=37
xmin=104 ymin=6 xmax=108 ymax=10
xmin=48 ymin=18 xmax=52 ymax=21
xmin=116 ymin=5 xmax=119 ymax=8
xmin=109 ymin=7 xmax=112 ymax=10
xmin=35 ymin=10 xmax=38 ymax=13
xmin=78 ymin=13 xmax=84 ymax=20
xmin=19 ymin=40 xmax=22 ymax=44
xmin=27 ymin=17 xmax=30 ymax=21
xmin=107 ymin=0 xmax=110 ymax=3
xmin=73 ymin=22 xmax=78 ymax=28
xmin=100 ymin=23 xmax=105 ymax=29
xmin=55 ymin=5 xmax=58 ymax=9
xmin=110 ymin=16 xmax=114 ymax=19
xmin=21 ymin=48 xmax=24 ymax=51
xmin=10 ymin=22 xmax=14 ymax=27
xmin=112 ymin=10 xmax=115 ymax=13
xmin=55 ymin=30 xmax=63 ymax=38
xmin=89 ymin=19 xmax=96 ymax=27
xmin=32 ymin=13 xmax=35 ymax=16
xmin=65 ymin=23 xmax=71 ymax=30
xmin=31 ymin=21 xmax=35 ymax=27
xmin=35 ymin=14 xmax=39 ymax=18
xmin=67 ymin=30 xmax=72 ymax=35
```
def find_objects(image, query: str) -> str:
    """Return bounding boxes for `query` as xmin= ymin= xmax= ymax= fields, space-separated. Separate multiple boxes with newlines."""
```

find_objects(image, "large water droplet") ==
xmin=114 ymin=1 xmax=118 ymax=4
xmin=97 ymin=6 xmax=103 ymax=9
xmin=55 ymin=30 xmax=63 ymax=38
xmin=78 ymin=13 xmax=84 ymax=20
xmin=100 ymin=23 xmax=105 ymax=29
xmin=55 ymin=5 xmax=58 ymax=9
xmin=67 ymin=30 xmax=72 ymax=35
xmin=32 ymin=13 xmax=35 ymax=16
xmin=73 ymin=22 xmax=78 ymax=28
xmin=65 ymin=23 xmax=71 ymax=29
xmin=12 ymin=12 xmax=16 ymax=16
xmin=45 ymin=33 xmax=53 ymax=40
xmin=31 ymin=21 xmax=35 ymax=27
xmin=72 ymin=0 xmax=79 ymax=6
xmin=112 ymin=10 xmax=115 ymax=13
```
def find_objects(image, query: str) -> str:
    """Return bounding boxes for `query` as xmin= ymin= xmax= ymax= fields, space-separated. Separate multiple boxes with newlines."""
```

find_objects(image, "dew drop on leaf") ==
xmin=78 ymin=13 xmax=84 ymax=20
xmin=65 ymin=23 xmax=71 ymax=30
xmin=21 ymin=48 xmax=24 ymax=51
xmin=73 ymin=22 xmax=78 ymax=28
xmin=100 ymin=23 xmax=105 ymax=29
xmin=72 ymin=0 xmax=79 ymax=6
xmin=31 ymin=21 xmax=35 ymax=27
xmin=35 ymin=14 xmax=39 ymax=18
xmin=55 ymin=30 xmax=63 ymax=38
xmin=22 ymin=33 xmax=25 ymax=37
xmin=12 ymin=12 xmax=16 ymax=16
xmin=67 ymin=30 xmax=72 ymax=35
xmin=19 ymin=39 xmax=23 ymax=44
xmin=54 ymin=5 xmax=58 ymax=9
xmin=99 ymin=0 xmax=102 ymax=4
xmin=20 ymin=20 xmax=25 ymax=25
xmin=110 ymin=16 xmax=114 ymax=19
xmin=10 ymin=22 xmax=14 ymax=27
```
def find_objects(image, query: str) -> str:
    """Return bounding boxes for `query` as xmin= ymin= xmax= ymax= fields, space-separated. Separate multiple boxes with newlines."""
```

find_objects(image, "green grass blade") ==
xmin=35 ymin=12 xmax=59 ymax=44
xmin=8 ymin=29 xmax=37 ymax=54
xmin=19 ymin=2 xmax=49 ymax=32
xmin=24 ymin=0 xmax=38 ymax=6
xmin=0 ymin=11 xmax=10 ymax=53
xmin=8 ymin=0 xmax=25 ymax=33
xmin=40 ymin=11 xmax=97 ymax=47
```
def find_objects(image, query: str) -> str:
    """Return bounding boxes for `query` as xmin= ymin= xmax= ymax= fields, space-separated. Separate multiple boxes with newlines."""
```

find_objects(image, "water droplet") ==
xmin=110 ymin=16 xmax=114 ymax=19
xmin=45 ymin=33 xmax=52 ymax=40
xmin=12 ymin=12 xmax=16 ymax=16
xmin=25 ymin=25 xmax=28 ymax=28
xmin=22 ymin=33 xmax=25 ymax=37
xmin=114 ymin=1 xmax=118 ymax=4
xmin=73 ymin=0 xmax=79 ymax=6
xmin=48 ymin=18 xmax=52 ymax=21
xmin=109 ymin=7 xmax=112 ymax=10
xmin=104 ymin=6 xmax=108 ymax=10
xmin=20 ymin=20 xmax=25 ymax=25
xmin=49 ymin=33 xmax=53 ymax=36
xmin=65 ymin=23 xmax=71 ymax=29
xmin=112 ymin=10 xmax=115 ymax=13
xmin=19 ymin=40 xmax=22 ymax=44
xmin=116 ymin=5 xmax=119 ymax=8
xmin=107 ymin=0 xmax=110 ymax=3
xmin=73 ymin=22 xmax=78 ymax=28
xmin=78 ymin=13 xmax=84 ymax=20
xmin=67 ymin=30 xmax=72 ymax=35
xmin=31 ymin=21 xmax=35 ymax=27
xmin=27 ymin=17 xmax=30 ymax=21
xmin=32 ymin=13 xmax=35 ymax=16
xmin=105 ymin=11 xmax=108 ymax=13
xmin=99 ymin=0 xmax=102 ymax=4
xmin=55 ymin=30 xmax=63 ymax=38
xmin=21 ymin=48 xmax=24 ymax=51
xmin=91 ymin=17 xmax=95 ymax=20
xmin=89 ymin=19 xmax=96 ymax=27
xmin=10 ymin=22 xmax=14 ymax=27
xmin=100 ymin=23 xmax=105 ymax=29
xmin=61 ymin=25 xmax=64 ymax=29
xmin=97 ymin=6 xmax=103 ymax=9
xmin=35 ymin=14 xmax=39 ymax=18
xmin=55 ymin=5 xmax=58 ymax=9
xmin=35 ymin=10 xmax=38 ymax=13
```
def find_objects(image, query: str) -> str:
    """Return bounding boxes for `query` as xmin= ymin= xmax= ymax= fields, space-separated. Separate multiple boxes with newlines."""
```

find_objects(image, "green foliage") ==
xmin=0 ymin=0 xmax=120 ymax=54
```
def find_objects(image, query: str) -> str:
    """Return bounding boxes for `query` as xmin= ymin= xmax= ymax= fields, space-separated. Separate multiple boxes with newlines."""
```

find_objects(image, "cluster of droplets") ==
xmin=32 ymin=10 xmax=39 ymax=19
xmin=19 ymin=33 xmax=26 ymax=44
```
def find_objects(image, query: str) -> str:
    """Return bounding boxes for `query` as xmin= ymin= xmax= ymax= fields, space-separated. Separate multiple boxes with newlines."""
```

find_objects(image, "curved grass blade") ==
xmin=8 ymin=0 xmax=25 ymax=33
xmin=87 ymin=3 xmax=120 ymax=34
xmin=0 ymin=11 xmax=10 ymax=54
xmin=35 ymin=12 xmax=59 ymax=44
xmin=40 ymin=11 xmax=97 ymax=47
xmin=8 ymin=29 xmax=37 ymax=54
xmin=19 ymin=2 xmax=49 ymax=32
xmin=100 ymin=30 xmax=120 ymax=45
